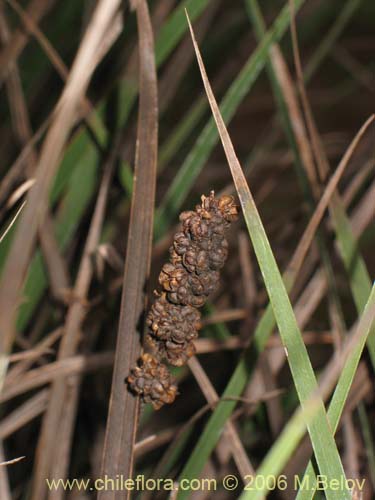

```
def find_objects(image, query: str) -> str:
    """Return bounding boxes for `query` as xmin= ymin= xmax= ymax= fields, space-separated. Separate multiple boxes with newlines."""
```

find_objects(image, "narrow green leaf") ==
xmin=246 ymin=283 xmax=375 ymax=500
xmin=179 ymin=13 xmax=350 ymax=500
xmin=246 ymin=0 xmax=375 ymax=495
xmin=170 ymin=1 xmax=370 ymax=490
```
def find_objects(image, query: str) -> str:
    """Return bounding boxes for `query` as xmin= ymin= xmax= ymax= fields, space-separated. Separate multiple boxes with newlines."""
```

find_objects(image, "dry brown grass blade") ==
xmin=6 ymin=180 xmax=35 ymax=209
xmin=238 ymin=232 xmax=257 ymax=314
xmin=0 ymin=0 xmax=56 ymax=86
xmin=342 ymin=158 xmax=373 ymax=207
xmin=287 ymin=114 xmax=375 ymax=279
xmin=8 ymin=347 xmax=54 ymax=363
xmin=202 ymin=308 xmax=247 ymax=325
xmin=1 ymin=352 xmax=113 ymax=404
xmin=262 ymin=114 xmax=374 ymax=379
xmin=6 ymin=327 xmax=62 ymax=383
xmin=350 ymin=177 xmax=375 ymax=237
xmin=270 ymin=45 xmax=321 ymax=196
xmin=0 ymin=455 xmax=25 ymax=465
xmin=188 ymin=357 xmax=255 ymax=477
xmin=145 ymin=388 xmax=283 ymax=497
xmin=31 ymin=152 xmax=116 ymax=499
xmin=6 ymin=0 xmax=121 ymax=128
xmin=195 ymin=331 xmax=333 ymax=354
xmin=343 ymin=413 xmax=360 ymax=482
xmin=0 ymin=4 xmax=70 ymax=301
xmin=0 ymin=0 xmax=122 ymax=383
xmin=0 ymin=389 xmax=49 ymax=440
xmin=289 ymin=0 xmax=330 ymax=183
xmin=134 ymin=427 xmax=178 ymax=457
xmin=5 ymin=0 xmax=68 ymax=81
xmin=0 ymin=443 xmax=11 ymax=500
xmin=100 ymin=1 xmax=158 ymax=498
xmin=260 ymin=146 xmax=374 ymax=379
xmin=0 ymin=200 xmax=25 ymax=244
xmin=0 ymin=120 xmax=48 ymax=210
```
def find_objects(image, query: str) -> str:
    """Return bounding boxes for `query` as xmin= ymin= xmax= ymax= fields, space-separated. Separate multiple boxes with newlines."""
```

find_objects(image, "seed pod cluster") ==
xmin=127 ymin=192 xmax=238 ymax=409
xmin=127 ymin=353 xmax=177 ymax=410
xmin=146 ymin=293 xmax=201 ymax=367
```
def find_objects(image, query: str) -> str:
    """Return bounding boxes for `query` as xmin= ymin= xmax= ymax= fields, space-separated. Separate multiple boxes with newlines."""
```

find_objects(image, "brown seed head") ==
xmin=127 ymin=353 xmax=178 ymax=410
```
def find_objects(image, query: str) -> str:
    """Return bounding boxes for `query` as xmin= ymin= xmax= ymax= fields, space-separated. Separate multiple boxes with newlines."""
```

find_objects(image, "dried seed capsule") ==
xmin=158 ymin=263 xmax=188 ymax=292
xmin=127 ymin=192 xmax=239 ymax=409
xmin=182 ymin=247 xmax=209 ymax=274
xmin=208 ymin=238 xmax=228 ymax=270
xmin=167 ymin=286 xmax=206 ymax=308
xmin=181 ymin=212 xmax=211 ymax=240
xmin=127 ymin=353 xmax=178 ymax=410
xmin=163 ymin=339 xmax=196 ymax=366
xmin=173 ymin=232 xmax=191 ymax=255
xmin=209 ymin=214 xmax=226 ymax=235
xmin=146 ymin=295 xmax=201 ymax=344
xmin=218 ymin=195 xmax=239 ymax=222
xmin=188 ymin=270 xmax=220 ymax=296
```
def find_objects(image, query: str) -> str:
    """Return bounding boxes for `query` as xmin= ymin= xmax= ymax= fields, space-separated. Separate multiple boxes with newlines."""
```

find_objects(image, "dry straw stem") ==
xmin=0 ymin=200 xmax=25 ymax=244
xmin=289 ymin=0 xmax=330 ymax=183
xmin=0 ymin=455 xmax=25 ymax=466
xmin=100 ymin=1 xmax=158 ymax=498
xmin=188 ymin=356 xmax=255 ymax=477
xmin=1 ymin=352 xmax=113 ymax=404
xmin=6 ymin=326 xmax=62 ymax=382
xmin=0 ymin=389 xmax=49 ymax=440
xmin=282 ymin=363 xmax=370 ymax=485
xmin=147 ymin=387 xmax=284 ymax=492
xmin=31 ymin=152 xmax=116 ymax=498
xmin=0 ymin=444 xmax=11 ymax=500
xmin=247 ymin=0 xmax=363 ymax=345
xmin=8 ymin=347 xmax=54 ymax=363
xmin=0 ymin=4 xmax=70 ymax=301
xmin=194 ymin=332 xmax=334 ymax=354
xmin=6 ymin=180 xmax=35 ymax=210
xmin=289 ymin=0 xmax=373 ymax=245
xmin=0 ymin=0 xmax=56 ymax=86
xmin=248 ymin=2 xmax=374 ymax=348
xmin=244 ymin=111 xmax=374 ymax=397
xmin=0 ymin=0 xmax=125 ymax=212
xmin=265 ymin=42 xmax=320 ymax=194
xmin=0 ymin=121 xmax=48 ymax=210
xmin=286 ymin=114 xmax=374 ymax=278
xmin=288 ymin=0 xmax=375 ymax=365
xmin=134 ymin=427 xmax=177 ymax=458
xmin=240 ymin=289 xmax=375 ymax=500
xmin=0 ymin=0 xmax=122 ymax=385
xmin=6 ymin=0 xmax=122 ymax=127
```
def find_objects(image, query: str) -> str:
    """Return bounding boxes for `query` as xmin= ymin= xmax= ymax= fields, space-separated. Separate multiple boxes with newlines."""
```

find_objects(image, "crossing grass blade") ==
xmin=246 ymin=0 xmax=375 ymax=494
xmin=170 ymin=112 xmax=373 ymax=498
xmin=242 ymin=282 xmax=375 ymax=499
xmin=155 ymin=0 xmax=308 ymax=239
xmin=177 ymin=13 xmax=352 ymax=500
